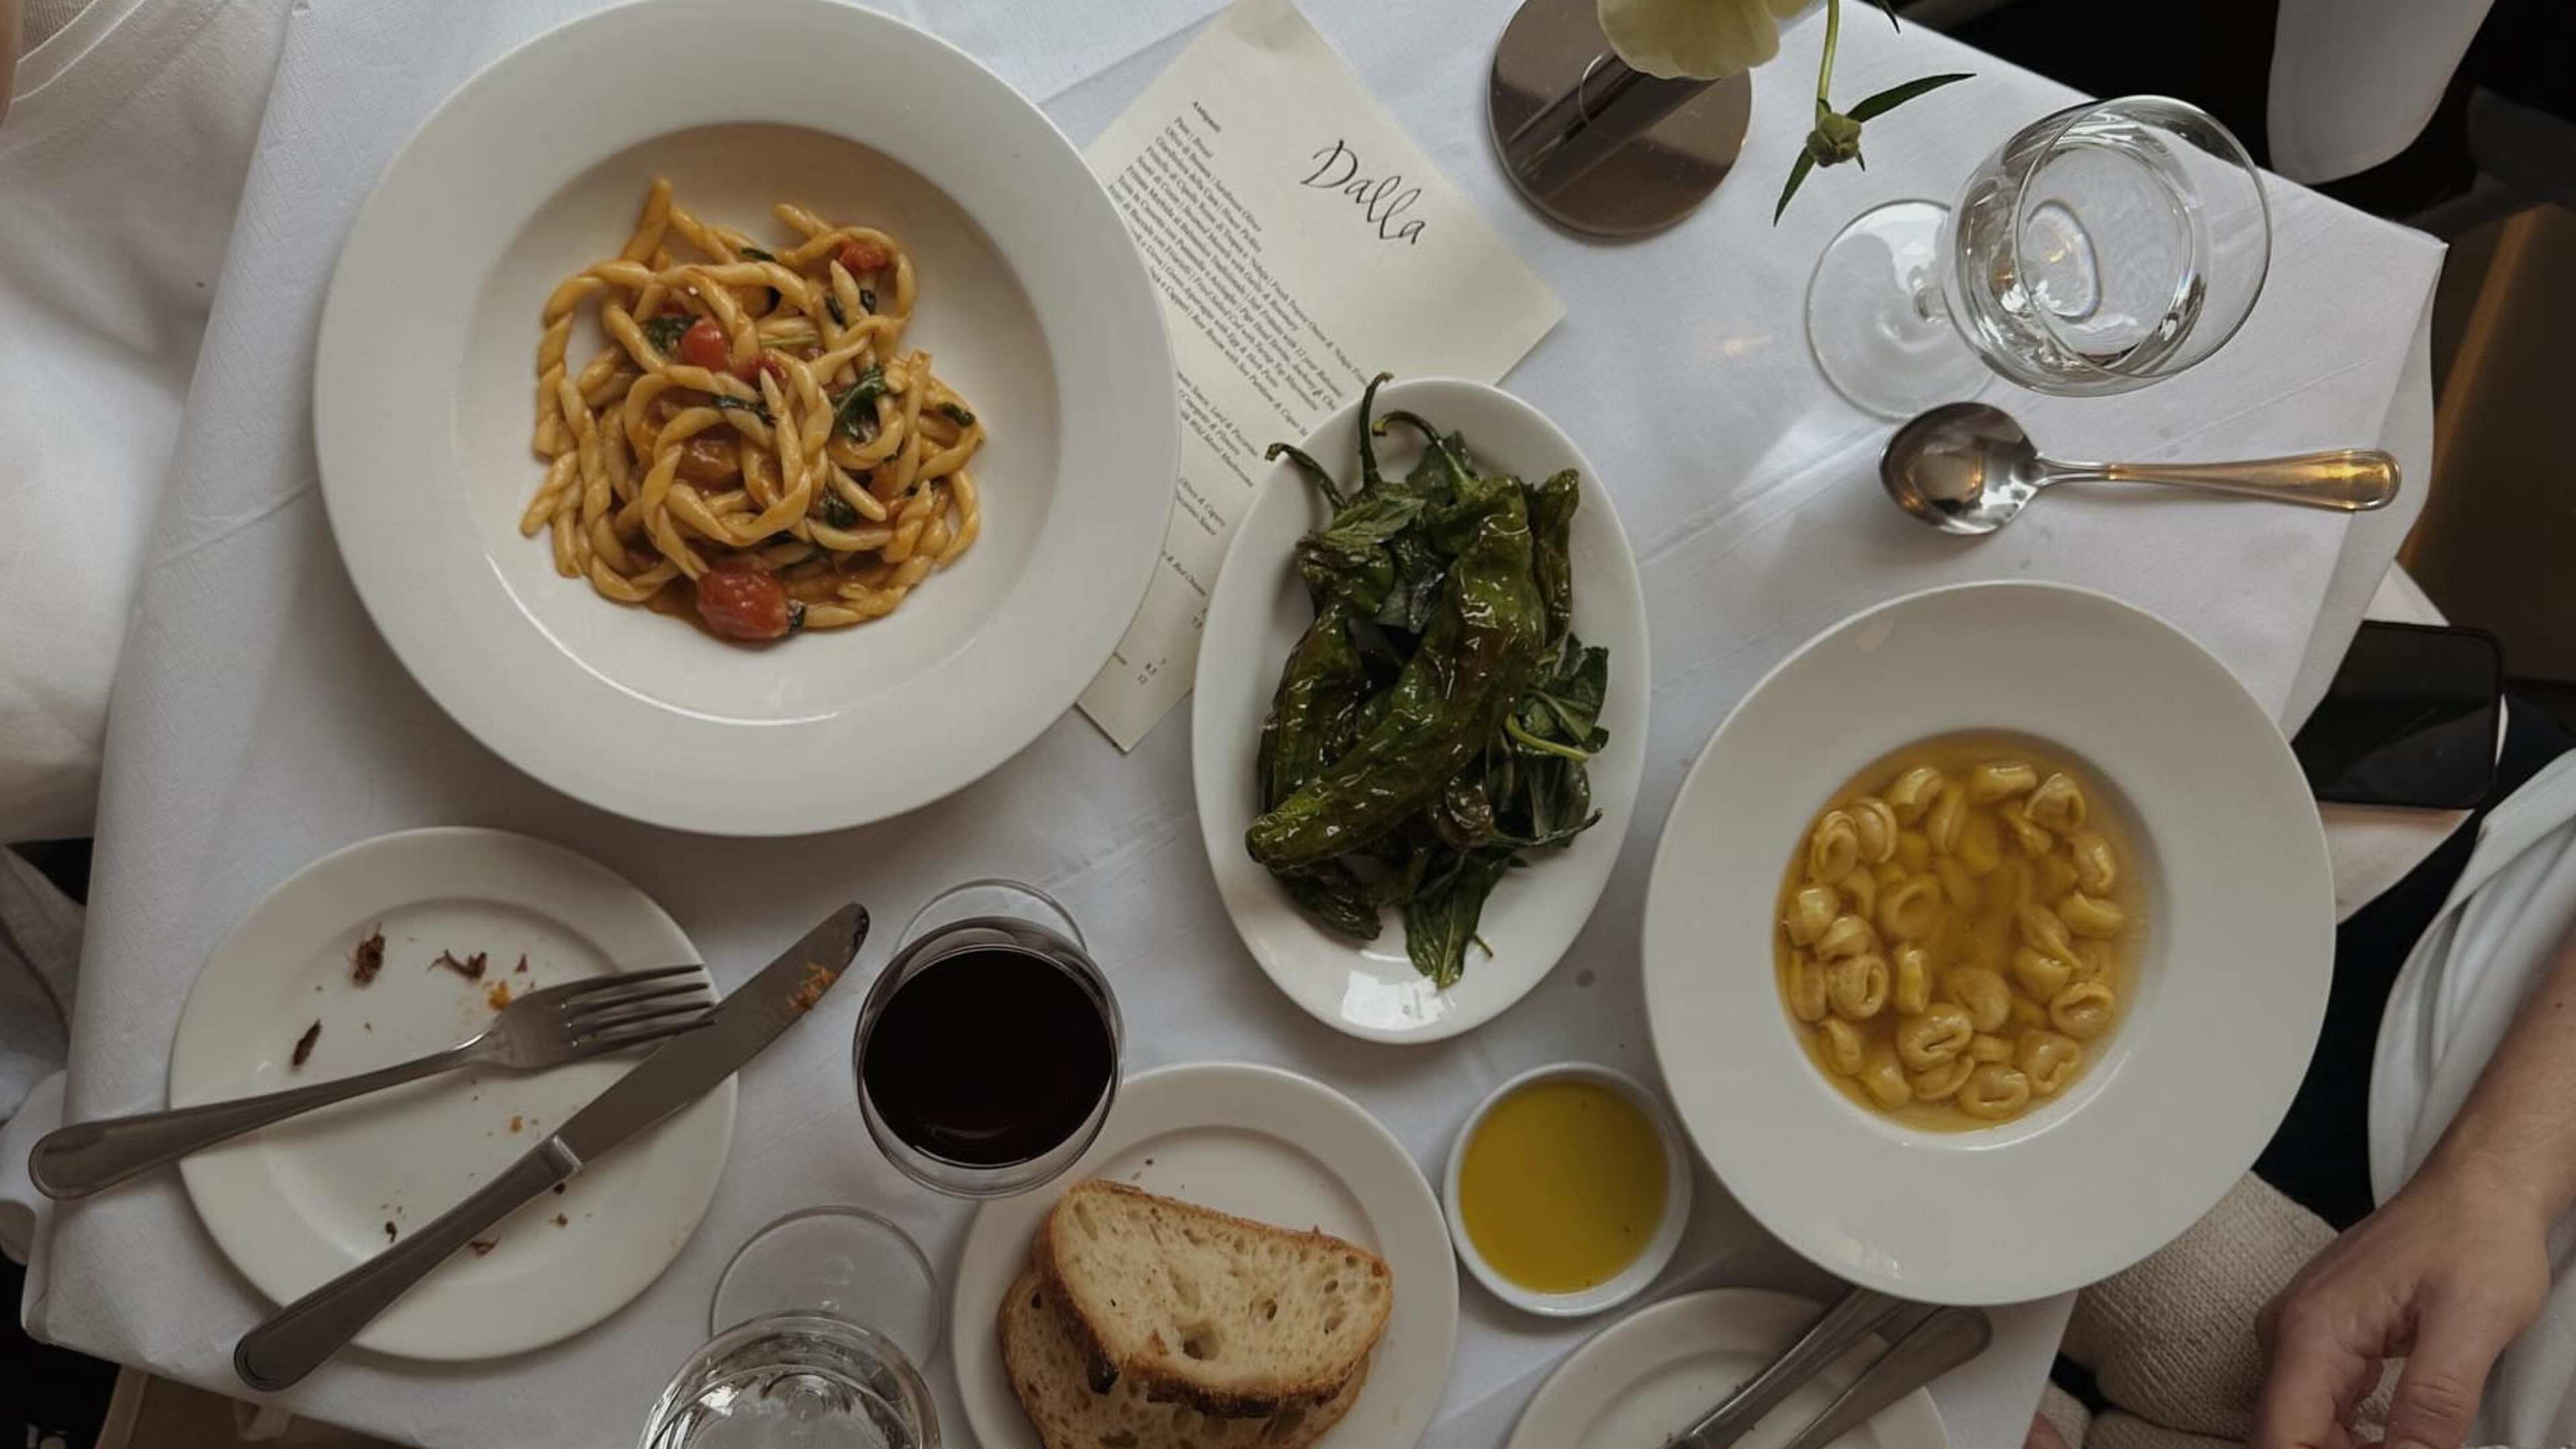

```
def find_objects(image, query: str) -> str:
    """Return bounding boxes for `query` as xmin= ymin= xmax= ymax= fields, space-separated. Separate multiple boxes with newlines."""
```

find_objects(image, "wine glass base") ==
xmin=713 ymin=1208 xmax=944 ymax=1369
xmin=1805 ymin=200 xmax=1992 ymax=419
xmin=1486 ymin=0 xmax=1751 ymax=237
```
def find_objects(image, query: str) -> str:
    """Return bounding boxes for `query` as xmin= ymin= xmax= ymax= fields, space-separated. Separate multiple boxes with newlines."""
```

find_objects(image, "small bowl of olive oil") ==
xmin=1442 ymin=1062 xmax=1693 ymax=1317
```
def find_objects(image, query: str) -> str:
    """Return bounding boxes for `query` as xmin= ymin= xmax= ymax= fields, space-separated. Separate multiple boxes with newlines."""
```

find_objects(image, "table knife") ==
xmin=1674 ymin=1287 xmax=1917 ymax=1448
xmin=1778 ymin=1306 xmax=1994 ymax=1449
xmin=232 ymin=902 xmax=870 ymax=1392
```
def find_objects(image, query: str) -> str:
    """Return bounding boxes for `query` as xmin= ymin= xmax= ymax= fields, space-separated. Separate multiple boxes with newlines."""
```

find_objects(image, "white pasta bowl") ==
xmin=314 ymin=0 xmax=1173 ymax=835
xmin=1643 ymin=581 xmax=2332 ymax=1305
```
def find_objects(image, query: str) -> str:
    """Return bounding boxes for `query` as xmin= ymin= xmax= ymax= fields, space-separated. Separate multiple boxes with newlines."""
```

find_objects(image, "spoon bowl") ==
xmin=1879 ymin=401 xmax=2400 ymax=535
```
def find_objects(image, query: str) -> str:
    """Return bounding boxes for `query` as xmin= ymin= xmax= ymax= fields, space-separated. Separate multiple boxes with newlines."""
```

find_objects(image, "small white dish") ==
xmin=170 ymin=827 xmax=733 ymax=1360
xmin=1644 ymin=581 xmax=2334 ymax=1305
xmin=315 ymin=0 xmax=1175 ymax=836
xmin=1191 ymin=378 xmax=1650 ymax=1042
xmin=1507 ymin=1288 xmax=1949 ymax=1449
xmin=1441 ymin=1063 xmax=1690 ymax=1318
xmin=952 ymin=1061 xmax=1459 ymax=1449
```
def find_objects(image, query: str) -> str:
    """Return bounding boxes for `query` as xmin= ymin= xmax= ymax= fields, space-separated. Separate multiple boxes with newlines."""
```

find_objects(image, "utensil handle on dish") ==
xmin=28 ymin=1043 xmax=482 ymax=1199
xmin=1778 ymin=1306 xmax=1995 ymax=1449
xmin=233 ymin=1142 xmax=572 ymax=1391
xmin=1675 ymin=1286 xmax=1912 ymax=1448
xmin=2079 ymin=449 xmax=2400 ymax=511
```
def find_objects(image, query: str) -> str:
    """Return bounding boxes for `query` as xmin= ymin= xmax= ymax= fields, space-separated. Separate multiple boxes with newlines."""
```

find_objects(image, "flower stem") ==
xmin=1817 ymin=0 xmax=1841 ymax=113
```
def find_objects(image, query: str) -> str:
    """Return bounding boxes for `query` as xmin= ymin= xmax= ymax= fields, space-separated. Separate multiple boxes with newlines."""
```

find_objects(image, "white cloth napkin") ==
xmin=15 ymin=1 xmax=2445 ymax=1446
xmin=2372 ymin=751 xmax=2576 ymax=1443
xmin=0 ymin=0 xmax=292 ymax=843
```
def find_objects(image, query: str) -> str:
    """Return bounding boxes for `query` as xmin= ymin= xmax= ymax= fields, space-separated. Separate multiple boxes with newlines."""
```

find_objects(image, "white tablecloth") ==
xmin=15 ymin=1 xmax=2445 ymax=1446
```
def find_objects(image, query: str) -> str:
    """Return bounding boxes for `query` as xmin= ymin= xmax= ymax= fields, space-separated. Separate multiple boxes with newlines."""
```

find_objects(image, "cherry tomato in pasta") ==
xmin=837 ymin=239 xmax=891 ymax=275
xmin=677 ymin=317 xmax=730 ymax=372
xmin=694 ymin=559 xmax=792 ymax=642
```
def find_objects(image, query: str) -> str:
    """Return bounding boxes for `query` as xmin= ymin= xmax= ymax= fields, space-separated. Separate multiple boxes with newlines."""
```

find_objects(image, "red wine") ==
xmin=861 ymin=945 xmax=1115 ymax=1168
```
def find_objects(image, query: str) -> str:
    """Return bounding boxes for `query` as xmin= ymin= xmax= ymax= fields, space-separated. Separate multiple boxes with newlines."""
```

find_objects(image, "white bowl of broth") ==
xmin=1642 ymin=582 xmax=2332 ymax=1306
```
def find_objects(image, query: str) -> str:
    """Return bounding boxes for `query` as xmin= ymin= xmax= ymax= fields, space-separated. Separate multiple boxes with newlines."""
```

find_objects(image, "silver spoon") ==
xmin=1880 ymin=402 xmax=2400 ymax=537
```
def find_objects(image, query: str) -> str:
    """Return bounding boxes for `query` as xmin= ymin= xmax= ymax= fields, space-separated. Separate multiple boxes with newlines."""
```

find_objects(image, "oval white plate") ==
xmin=953 ymin=1062 xmax=1459 ymax=1449
xmin=1644 ymin=582 xmax=2333 ymax=1305
xmin=1441 ymin=1063 xmax=1691 ymax=1318
xmin=1191 ymin=379 xmax=1649 ymax=1042
xmin=1508 ymin=1289 xmax=1948 ymax=1449
xmin=171 ymin=828 xmax=733 ymax=1359
xmin=315 ymin=0 xmax=1175 ymax=836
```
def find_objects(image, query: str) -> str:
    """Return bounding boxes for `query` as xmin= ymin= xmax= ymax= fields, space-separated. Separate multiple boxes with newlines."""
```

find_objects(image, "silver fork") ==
xmin=29 ymin=966 xmax=713 ymax=1199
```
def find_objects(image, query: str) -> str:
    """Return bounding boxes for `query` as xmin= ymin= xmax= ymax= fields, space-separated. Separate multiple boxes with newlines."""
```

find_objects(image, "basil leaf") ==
xmin=821 ymin=494 xmax=859 ymax=529
xmin=937 ymin=402 xmax=976 ymax=427
xmin=642 ymin=313 xmax=692 ymax=352
xmin=824 ymin=295 xmax=846 ymax=327
xmin=859 ymin=288 xmax=877 ymax=315
xmin=829 ymin=365 xmax=886 ymax=439
xmin=708 ymin=394 xmax=772 ymax=423
xmin=739 ymin=246 xmax=777 ymax=262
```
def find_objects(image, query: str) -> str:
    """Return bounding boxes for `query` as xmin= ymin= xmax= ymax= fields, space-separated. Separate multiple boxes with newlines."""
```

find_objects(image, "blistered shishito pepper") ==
xmin=1256 ymin=596 xmax=1368 ymax=812
xmin=1246 ymin=487 xmax=1545 ymax=869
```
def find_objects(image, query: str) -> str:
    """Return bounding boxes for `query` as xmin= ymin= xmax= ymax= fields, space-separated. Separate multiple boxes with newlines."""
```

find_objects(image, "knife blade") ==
xmin=233 ymin=902 xmax=869 ymax=1391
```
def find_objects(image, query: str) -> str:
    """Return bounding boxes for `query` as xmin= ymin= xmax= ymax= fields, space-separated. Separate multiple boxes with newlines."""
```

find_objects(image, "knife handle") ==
xmin=235 ymin=1141 xmax=576 ymax=1390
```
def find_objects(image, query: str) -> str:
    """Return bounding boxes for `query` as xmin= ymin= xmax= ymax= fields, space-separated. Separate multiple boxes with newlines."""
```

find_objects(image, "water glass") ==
xmin=1805 ymin=95 xmax=2271 ymax=418
xmin=641 ymin=1311 xmax=936 ymax=1449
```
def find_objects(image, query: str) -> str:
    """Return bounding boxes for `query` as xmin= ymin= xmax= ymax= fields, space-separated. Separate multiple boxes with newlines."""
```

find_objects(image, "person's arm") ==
xmin=2255 ymin=924 xmax=2576 ymax=1449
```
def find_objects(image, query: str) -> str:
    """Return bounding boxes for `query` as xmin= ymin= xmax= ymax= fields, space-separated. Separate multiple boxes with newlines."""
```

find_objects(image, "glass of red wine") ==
xmin=854 ymin=879 xmax=1122 ymax=1198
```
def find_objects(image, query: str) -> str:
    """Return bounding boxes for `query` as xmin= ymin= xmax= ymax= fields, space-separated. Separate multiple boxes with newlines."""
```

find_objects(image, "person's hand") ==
xmin=2024 ymin=1411 xmax=2072 ymax=1449
xmin=2255 ymin=1154 xmax=2554 ymax=1449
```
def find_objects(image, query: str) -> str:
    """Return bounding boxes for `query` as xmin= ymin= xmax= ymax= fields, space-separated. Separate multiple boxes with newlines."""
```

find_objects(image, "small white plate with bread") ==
xmin=953 ymin=1061 xmax=1458 ymax=1449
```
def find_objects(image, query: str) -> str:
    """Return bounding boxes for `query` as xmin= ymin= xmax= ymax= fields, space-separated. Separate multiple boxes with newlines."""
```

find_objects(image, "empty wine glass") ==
xmin=1805 ymin=95 xmax=2271 ymax=419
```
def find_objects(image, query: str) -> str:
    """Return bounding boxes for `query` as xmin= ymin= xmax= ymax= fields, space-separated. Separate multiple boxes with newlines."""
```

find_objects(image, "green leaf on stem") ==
xmin=1847 ymin=72 xmax=1975 ymax=123
xmin=1773 ymin=151 xmax=1817 ymax=225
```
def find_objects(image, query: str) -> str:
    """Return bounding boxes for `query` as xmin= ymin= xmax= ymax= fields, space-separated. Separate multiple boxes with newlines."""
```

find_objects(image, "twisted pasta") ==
xmin=523 ymin=179 xmax=985 ymax=641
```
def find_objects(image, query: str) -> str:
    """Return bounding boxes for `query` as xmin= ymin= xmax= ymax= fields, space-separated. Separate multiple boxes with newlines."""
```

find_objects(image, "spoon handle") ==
xmin=2082 ymin=449 xmax=2400 ymax=511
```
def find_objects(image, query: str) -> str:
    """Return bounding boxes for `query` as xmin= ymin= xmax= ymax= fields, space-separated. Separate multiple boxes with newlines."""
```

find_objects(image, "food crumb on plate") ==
xmin=552 ymin=1214 xmax=569 ymax=1228
xmin=433 ymin=949 xmax=488 ymax=980
xmin=508 ymin=1114 xmax=523 ymax=1133
xmin=514 ymin=954 xmax=529 ymax=974
xmin=469 ymin=1239 xmax=498 ymax=1256
xmin=290 ymin=1020 xmax=321 ymax=1068
xmin=382 ymin=1222 xmax=396 ymax=1241
xmin=352 ymin=927 xmax=385 ymax=985
xmin=486 ymin=981 xmax=513 ymax=1010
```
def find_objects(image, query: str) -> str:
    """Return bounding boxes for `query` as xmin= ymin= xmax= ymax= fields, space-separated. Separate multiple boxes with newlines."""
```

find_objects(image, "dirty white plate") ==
xmin=316 ymin=0 xmax=1174 ymax=835
xmin=953 ymin=1062 xmax=1458 ymax=1449
xmin=1509 ymin=1289 xmax=1948 ymax=1449
xmin=1191 ymin=379 xmax=1648 ymax=1042
xmin=1644 ymin=582 xmax=2333 ymax=1304
xmin=171 ymin=827 xmax=733 ymax=1360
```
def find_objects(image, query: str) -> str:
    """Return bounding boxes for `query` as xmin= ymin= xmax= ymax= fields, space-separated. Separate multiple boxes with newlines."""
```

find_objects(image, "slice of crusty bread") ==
xmin=1036 ymin=1180 xmax=1393 ymax=1417
xmin=1000 ymin=1270 xmax=1366 ymax=1449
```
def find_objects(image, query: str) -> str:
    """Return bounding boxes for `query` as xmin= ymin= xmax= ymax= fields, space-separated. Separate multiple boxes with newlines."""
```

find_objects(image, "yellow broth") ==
xmin=1772 ymin=735 xmax=2145 ymax=1130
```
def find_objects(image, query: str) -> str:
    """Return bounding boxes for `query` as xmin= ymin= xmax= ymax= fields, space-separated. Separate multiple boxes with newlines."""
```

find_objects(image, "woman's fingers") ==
xmin=2253 ymin=1302 xmax=2383 ymax=1449
xmin=2382 ymin=1291 xmax=2522 ymax=1449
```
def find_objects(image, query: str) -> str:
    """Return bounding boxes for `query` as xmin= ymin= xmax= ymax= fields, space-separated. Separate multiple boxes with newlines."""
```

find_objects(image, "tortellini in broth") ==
xmin=1776 ymin=737 xmax=2142 ymax=1128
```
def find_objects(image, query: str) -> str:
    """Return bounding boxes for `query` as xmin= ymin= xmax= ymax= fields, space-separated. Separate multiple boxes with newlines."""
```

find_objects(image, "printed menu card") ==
xmin=1077 ymin=0 xmax=1563 ymax=749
